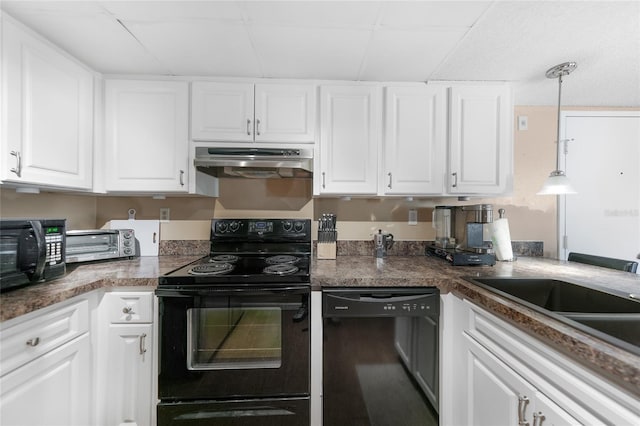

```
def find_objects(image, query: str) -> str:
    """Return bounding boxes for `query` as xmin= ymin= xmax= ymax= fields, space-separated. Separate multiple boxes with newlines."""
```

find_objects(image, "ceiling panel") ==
xmin=240 ymin=1 xmax=382 ymax=29
xmin=360 ymin=28 xmax=468 ymax=81
xmin=127 ymin=20 xmax=261 ymax=76
xmin=377 ymin=1 xmax=491 ymax=28
xmin=249 ymin=25 xmax=373 ymax=80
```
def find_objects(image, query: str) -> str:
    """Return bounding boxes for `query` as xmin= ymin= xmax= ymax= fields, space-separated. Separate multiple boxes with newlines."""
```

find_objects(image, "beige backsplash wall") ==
xmin=5 ymin=106 xmax=627 ymax=258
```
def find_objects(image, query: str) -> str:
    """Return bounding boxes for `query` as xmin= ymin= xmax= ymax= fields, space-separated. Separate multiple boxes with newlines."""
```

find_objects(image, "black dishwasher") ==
xmin=322 ymin=287 xmax=440 ymax=426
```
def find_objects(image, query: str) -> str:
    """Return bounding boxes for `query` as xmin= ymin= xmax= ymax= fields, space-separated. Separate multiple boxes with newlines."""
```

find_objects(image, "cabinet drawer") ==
xmin=105 ymin=292 xmax=153 ymax=323
xmin=0 ymin=299 xmax=89 ymax=376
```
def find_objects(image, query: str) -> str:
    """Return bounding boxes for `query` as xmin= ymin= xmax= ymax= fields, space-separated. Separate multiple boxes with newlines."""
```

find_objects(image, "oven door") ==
xmin=157 ymin=286 xmax=310 ymax=400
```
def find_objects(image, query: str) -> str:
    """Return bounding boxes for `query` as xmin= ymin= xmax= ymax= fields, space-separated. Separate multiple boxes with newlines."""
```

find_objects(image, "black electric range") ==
xmin=159 ymin=218 xmax=311 ymax=288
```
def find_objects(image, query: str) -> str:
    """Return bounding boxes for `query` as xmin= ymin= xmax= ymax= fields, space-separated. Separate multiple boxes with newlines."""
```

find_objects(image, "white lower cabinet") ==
xmin=96 ymin=291 xmax=155 ymax=426
xmin=0 ymin=298 xmax=93 ymax=426
xmin=105 ymin=323 xmax=153 ymax=426
xmin=441 ymin=294 xmax=640 ymax=426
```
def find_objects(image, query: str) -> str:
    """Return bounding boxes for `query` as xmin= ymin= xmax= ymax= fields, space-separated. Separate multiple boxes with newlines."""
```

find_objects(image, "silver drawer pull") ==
xmin=26 ymin=337 xmax=40 ymax=347
xmin=139 ymin=333 xmax=147 ymax=355
xmin=122 ymin=306 xmax=134 ymax=315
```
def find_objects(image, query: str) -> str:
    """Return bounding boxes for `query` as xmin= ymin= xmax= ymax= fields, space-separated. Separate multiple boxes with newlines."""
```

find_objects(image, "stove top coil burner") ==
xmin=189 ymin=263 xmax=234 ymax=275
xmin=210 ymin=254 xmax=240 ymax=263
xmin=266 ymin=255 xmax=299 ymax=265
xmin=263 ymin=264 xmax=299 ymax=276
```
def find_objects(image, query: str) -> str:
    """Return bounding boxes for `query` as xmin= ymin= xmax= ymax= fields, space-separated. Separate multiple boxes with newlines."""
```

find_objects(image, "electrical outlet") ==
xmin=408 ymin=209 xmax=417 ymax=225
xmin=160 ymin=208 xmax=170 ymax=221
xmin=518 ymin=115 xmax=528 ymax=131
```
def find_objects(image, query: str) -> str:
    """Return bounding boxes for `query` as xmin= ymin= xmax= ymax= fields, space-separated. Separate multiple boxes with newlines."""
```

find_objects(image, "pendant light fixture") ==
xmin=537 ymin=61 xmax=578 ymax=195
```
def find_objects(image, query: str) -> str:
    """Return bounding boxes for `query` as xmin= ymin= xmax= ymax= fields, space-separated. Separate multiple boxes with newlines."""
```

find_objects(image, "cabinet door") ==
xmin=319 ymin=85 xmax=379 ymax=194
xmin=191 ymin=82 xmax=254 ymax=142
xmin=448 ymin=85 xmax=512 ymax=194
xmin=393 ymin=316 xmax=414 ymax=368
xmin=254 ymin=83 xmax=316 ymax=143
xmin=0 ymin=334 xmax=91 ymax=426
xmin=1 ymin=16 xmax=93 ymax=190
xmin=414 ymin=315 xmax=439 ymax=411
xmin=463 ymin=335 xmax=537 ymax=426
xmin=383 ymin=86 xmax=445 ymax=195
xmin=104 ymin=80 xmax=189 ymax=192
xmin=106 ymin=323 xmax=153 ymax=426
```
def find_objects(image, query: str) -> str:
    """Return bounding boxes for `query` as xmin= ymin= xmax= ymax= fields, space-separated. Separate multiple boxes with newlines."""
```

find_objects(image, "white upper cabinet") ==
xmin=1 ymin=15 xmax=94 ymax=190
xmin=191 ymin=82 xmax=316 ymax=143
xmin=447 ymin=84 xmax=512 ymax=195
xmin=318 ymin=85 xmax=380 ymax=195
xmin=383 ymin=86 xmax=446 ymax=195
xmin=104 ymin=80 xmax=189 ymax=193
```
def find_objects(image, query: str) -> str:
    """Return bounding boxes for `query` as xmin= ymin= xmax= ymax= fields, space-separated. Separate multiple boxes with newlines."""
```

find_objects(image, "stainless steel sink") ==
xmin=465 ymin=277 xmax=640 ymax=353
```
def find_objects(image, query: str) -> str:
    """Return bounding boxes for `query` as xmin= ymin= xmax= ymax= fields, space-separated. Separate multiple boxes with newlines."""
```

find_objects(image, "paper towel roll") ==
xmin=491 ymin=218 xmax=514 ymax=261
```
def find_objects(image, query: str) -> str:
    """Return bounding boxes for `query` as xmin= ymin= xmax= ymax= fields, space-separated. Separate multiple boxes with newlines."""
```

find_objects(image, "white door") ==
xmin=254 ymin=83 xmax=316 ymax=143
xmin=560 ymin=111 xmax=640 ymax=270
xmin=383 ymin=86 xmax=446 ymax=195
xmin=319 ymin=85 xmax=380 ymax=195
xmin=191 ymin=82 xmax=254 ymax=142
xmin=448 ymin=85 xmax=512 ymax=195
xmin=104 ymin=80 xmax=189 ymax=192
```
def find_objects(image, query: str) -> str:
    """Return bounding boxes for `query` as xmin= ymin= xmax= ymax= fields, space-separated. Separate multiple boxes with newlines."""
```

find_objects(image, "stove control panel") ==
xmin=212 ymin=219 xmax=310 ymax=239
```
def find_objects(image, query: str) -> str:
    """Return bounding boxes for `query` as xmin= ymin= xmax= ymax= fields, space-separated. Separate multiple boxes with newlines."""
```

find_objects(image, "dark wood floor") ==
xmin=323 ymin=317 xmax=438 ymax=426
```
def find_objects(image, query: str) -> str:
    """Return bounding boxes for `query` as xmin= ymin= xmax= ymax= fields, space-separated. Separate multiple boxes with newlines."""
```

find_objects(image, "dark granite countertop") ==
xmin=0 ymin=256 xmax=202 ymax=322
xmin=1 ymin=254 xmax=639 ymax=397
xmin=313 ymin=255 xmax=640 ymax=397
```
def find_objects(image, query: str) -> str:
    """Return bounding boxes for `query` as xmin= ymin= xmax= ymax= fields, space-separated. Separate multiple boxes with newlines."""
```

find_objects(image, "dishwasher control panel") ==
xmin=322 ymin=288 xmax=440 ymax=318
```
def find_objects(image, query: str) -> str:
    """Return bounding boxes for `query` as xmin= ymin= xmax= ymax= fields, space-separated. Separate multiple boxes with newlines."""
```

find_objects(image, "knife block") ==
xmin=317 ymin=242 xmax=336 ymax=260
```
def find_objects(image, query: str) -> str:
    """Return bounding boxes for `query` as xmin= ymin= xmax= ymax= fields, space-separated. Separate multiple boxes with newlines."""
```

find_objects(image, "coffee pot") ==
xmin=374 ymin=229 xmax=394 ymax=258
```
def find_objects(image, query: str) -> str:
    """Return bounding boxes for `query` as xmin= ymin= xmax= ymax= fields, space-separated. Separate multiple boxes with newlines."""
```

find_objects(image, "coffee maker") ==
xmin=428 ymin=204 xmax=496 ymax=265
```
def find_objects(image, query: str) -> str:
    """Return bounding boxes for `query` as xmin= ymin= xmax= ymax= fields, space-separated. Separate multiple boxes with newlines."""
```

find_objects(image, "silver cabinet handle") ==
xmin=256 ymin=119 xmax=261 ymax=136
xmin=153 ymin=232 xmax=157 ymax=243
xmin=26 ymin=337 xmax=40 ymax=347
xmin=179 ymin=169 xmax=184 ymax=186
xmin=122 ymin=306 xmax=134 ymax=314
xmin=533 ymin=412 xmax=545 ymax=426
xmin=10 ymin=150 xmax=22 ymax=177
xmin=322 ymin=172 xmax=326 ymax=189
xmin=452 ymin=172 xmax=458 ymax=188
xmin=387 ymin=172 xmax=392 ymax=189
xmin=517 ymin=395 xmax=530 ymax=426
xmin=139 ymin=333 xmax=147 ymax=355
xmin=246 ymin=119 xmax=251 ymax=135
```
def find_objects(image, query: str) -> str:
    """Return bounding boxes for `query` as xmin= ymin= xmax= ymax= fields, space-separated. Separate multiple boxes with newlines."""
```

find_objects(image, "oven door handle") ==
xmin=156 ymin=286 xmax=310 ymax=297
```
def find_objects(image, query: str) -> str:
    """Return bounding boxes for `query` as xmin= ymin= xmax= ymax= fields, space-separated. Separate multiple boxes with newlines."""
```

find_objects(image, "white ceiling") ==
xmin=2 ymin=0 xmax=639 ymax=106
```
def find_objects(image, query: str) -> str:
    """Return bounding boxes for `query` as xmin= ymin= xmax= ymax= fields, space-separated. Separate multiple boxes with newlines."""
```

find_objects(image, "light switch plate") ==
xmin=160 ymin=208 xmax=170 ymax=221
xmin=518 ymin=115 xmax=528 ymax=131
